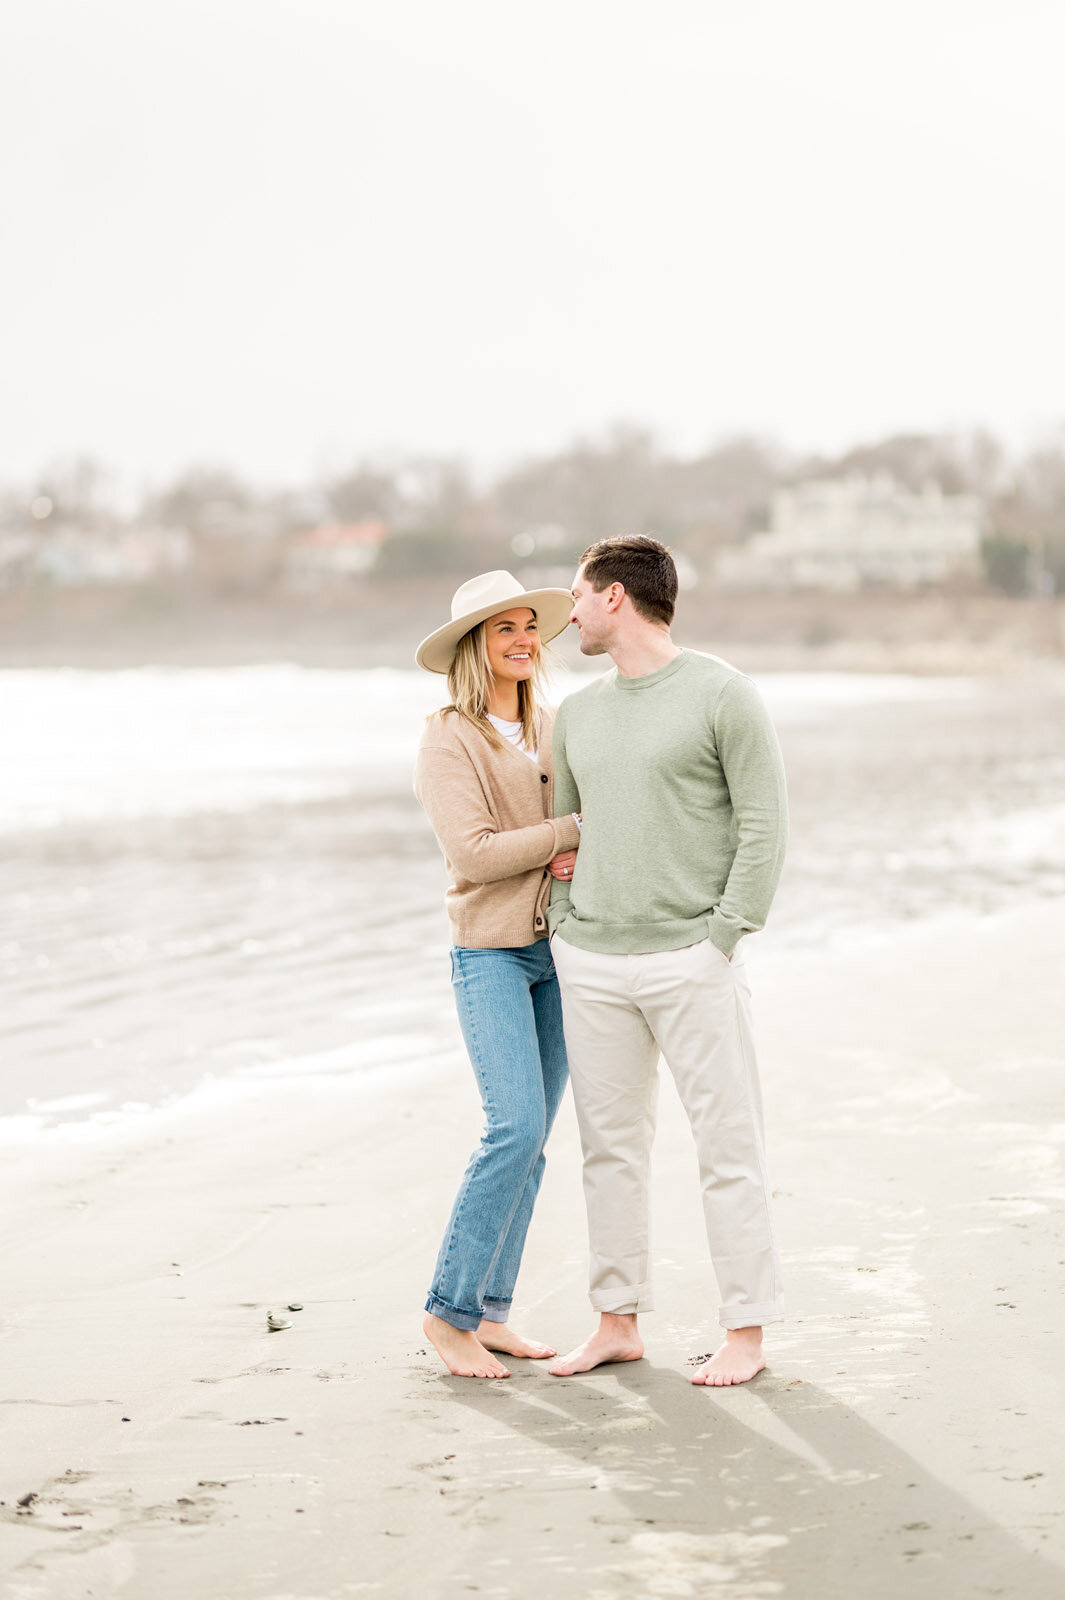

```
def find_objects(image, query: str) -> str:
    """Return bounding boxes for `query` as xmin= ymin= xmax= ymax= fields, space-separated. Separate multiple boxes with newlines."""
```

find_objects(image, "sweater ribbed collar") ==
xmin=613 ymin=649 xmax=690 ymax=692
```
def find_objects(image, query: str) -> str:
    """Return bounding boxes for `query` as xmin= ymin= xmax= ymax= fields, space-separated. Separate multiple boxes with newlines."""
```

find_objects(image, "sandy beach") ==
xmin=3 ymin=665 xmax=1064 ymax=1598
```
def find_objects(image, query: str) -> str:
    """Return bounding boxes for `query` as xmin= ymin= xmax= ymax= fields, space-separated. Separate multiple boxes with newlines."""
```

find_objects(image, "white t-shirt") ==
xmin=487 ymin=713 xmax=540 ymax=764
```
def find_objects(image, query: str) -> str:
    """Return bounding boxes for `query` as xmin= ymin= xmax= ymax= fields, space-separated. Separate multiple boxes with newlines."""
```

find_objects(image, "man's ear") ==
xmin=605 ymin=582 xmax=626 ymax=614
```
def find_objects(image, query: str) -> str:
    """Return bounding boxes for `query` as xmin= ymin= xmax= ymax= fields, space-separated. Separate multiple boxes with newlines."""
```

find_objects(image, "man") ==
xmin=546 ymin=536 xmax=788 ymax=1387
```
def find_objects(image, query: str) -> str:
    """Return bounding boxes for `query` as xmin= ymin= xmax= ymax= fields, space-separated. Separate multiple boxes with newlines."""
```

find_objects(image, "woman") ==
xmin=414 ymin=570 xmax=580 ymax=1379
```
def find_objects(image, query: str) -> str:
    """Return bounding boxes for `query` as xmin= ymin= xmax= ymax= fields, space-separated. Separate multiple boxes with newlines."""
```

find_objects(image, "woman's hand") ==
xmin=548 ymin=849 xmax=578 ymax=881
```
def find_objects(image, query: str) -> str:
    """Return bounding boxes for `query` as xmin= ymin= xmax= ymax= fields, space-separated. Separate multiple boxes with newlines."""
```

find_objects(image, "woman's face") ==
xmin=483 ymin=608 xmax=539 ymax=686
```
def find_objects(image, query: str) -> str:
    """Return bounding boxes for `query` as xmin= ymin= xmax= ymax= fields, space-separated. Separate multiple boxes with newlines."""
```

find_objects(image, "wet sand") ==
xmin=2 ymin=900 xmax=1063 ymax=1598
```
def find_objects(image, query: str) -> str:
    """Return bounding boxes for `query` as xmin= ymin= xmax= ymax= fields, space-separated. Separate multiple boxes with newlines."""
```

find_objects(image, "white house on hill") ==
xmin=716 ymin=475 xmax=983 ymax=590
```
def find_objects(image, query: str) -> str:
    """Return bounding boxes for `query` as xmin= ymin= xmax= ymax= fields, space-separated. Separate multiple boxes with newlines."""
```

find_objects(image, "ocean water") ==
xmin=1 ymin=664 xmax=979 ymax=835
xmin=3 ymin=664 xmax=1064 ymax=1136
xmin=2 ymin=665 xmax=446 ymax=834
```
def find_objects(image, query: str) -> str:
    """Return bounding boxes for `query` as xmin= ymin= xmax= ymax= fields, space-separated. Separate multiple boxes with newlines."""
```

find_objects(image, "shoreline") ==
xmin=2 ymin=583 xmax=1062 ymax=675
xmin=0 ymin=892 xmax=1033 ymax=1147
xmin=3 ymin=899 xmax=1063 ymax=1598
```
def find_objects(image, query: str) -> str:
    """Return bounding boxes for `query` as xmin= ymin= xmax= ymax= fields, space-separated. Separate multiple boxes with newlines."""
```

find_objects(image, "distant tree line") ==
xmin=3 ymin=424 xmax=1064 ymax=595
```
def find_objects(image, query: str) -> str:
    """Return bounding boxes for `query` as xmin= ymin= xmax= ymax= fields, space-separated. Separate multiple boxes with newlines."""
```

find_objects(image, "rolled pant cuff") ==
xmin=480 ymin=1298 xmax=512 ymax=1324
xmin=718 ymin=1301 xmax=785 ymax=1330
xmin=590 ymin=1281 xmax=654 ymax=1315
xmin=424 ymin=1293 xmax=482 ymax=1332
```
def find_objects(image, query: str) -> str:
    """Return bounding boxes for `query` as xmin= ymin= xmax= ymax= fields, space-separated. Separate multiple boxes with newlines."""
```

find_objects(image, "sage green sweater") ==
xmin=548 ymin=650 xmax=788 ymax=958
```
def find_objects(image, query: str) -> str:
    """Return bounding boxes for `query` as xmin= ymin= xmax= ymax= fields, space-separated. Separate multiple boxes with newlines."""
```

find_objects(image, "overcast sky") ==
xmin=3 ymin=0 xmax=1063 ymax=490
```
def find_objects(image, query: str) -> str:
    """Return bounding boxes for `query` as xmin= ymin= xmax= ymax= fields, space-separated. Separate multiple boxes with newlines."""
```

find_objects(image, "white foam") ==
xmin=0 ymin=1032 xmax=457 ymax=1149
xmin=26 ymin=1091 xmax=112 ymax=1113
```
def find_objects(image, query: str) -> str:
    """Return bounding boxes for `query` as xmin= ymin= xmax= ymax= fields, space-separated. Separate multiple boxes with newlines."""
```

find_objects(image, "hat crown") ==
xmin=450 ymin=570 xmax=528 ymax=622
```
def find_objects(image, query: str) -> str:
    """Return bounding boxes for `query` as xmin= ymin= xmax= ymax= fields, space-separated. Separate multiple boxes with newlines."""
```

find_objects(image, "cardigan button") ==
xmin=540 ymin=773 xmax=548 ymax=783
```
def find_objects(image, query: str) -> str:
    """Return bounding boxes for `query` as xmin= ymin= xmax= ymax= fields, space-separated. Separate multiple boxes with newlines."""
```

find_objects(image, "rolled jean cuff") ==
xmin=424 ymin=1293 xmax=482 ymax=1332
xmin=590 ymin=1280 xmax=654 ymax=1315
xmin=480 ymin=1298 xmax=512 ymax=1324
xmin=719 ymin=1300 xmax=785 ymax=1330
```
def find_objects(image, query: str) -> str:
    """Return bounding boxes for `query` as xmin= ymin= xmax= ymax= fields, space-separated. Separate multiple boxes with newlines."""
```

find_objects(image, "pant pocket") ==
xmin=700 ymin=938 xmax=734 ymax=970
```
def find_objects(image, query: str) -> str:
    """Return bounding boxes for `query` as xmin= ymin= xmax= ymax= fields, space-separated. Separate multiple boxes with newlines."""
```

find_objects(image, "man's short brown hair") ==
xmin=578 ymin=535 xmax=678 ymax=627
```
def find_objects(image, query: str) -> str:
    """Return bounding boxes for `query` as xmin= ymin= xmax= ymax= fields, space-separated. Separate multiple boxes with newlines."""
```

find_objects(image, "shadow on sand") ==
xmin=432 ymin=1358 xmax=1060 ymax=1599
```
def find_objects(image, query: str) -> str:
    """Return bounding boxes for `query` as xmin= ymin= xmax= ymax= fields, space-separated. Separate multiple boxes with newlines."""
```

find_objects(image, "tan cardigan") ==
xmin=413 ymin=706 xmax=581 ymax=949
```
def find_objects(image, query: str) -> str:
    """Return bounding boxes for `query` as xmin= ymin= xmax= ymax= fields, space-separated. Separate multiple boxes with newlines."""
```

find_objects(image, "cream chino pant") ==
xmin=550 ymin=934 xmax=784 ymax=1330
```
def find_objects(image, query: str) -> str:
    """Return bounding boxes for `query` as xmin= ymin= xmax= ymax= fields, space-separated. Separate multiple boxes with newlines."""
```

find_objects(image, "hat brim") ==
xmin=415 ymin=588 xmax=575 ymax=674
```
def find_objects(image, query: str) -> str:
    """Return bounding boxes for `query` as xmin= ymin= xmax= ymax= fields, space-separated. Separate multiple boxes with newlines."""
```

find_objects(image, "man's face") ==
xmin=569 ymin=565 xmax=613 ymax=656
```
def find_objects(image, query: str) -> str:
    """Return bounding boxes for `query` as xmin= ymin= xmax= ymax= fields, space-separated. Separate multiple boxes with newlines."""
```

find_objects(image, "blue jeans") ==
xmin=425 ymin=940 xmax=569 ymax=1332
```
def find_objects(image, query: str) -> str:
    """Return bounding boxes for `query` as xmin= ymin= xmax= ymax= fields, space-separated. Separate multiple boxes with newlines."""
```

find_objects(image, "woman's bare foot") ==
xmin=548 ymin=1313 xmax=643 ymax=1376
xmin=477 ymin=1321 xmax=557 ymax=1359
xmin=691 ymin=1327 xmax=765 ymax=1387
xmin=422 ymin=1313 xmax=510 ymax=1378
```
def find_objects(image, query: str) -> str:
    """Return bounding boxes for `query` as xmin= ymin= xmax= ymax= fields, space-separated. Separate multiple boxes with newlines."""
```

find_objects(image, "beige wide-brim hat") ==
xmin=415 ymin=569 xmax=575 ymax=674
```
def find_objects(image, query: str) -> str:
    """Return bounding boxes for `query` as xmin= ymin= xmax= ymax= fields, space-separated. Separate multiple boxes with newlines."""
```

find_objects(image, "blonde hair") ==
xmin=441 ymin=618 xmax=548 ymax=751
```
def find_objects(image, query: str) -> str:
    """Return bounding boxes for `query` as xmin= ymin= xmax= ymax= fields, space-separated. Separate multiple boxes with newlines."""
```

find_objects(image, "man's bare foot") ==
xmin=548 ymin=1313 xmax=644 ymax=1376
xmin=691 ymin=1326 xmax=765 ymax=1387
xmin=477 ymin=1321 xmax=557 ymax=1359
xmin=422 ymin=1313 xmax=510 ymax=1378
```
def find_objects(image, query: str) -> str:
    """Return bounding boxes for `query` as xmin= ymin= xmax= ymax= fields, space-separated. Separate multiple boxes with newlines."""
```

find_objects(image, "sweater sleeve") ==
xmin=551 ymin=698 xmax=581 ymax=818
xmin=414 ymin=741 xmax=580 ymax=885
xmin=705 ymin=675 xmax=789 ymax=956
xmin=547 ymin=699 xmax=580 ymax=932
